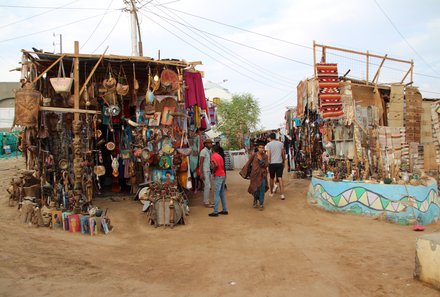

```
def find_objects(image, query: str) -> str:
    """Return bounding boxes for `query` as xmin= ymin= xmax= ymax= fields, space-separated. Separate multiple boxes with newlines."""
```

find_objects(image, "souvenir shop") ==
xmin=292 ymin=43 xmax=440 ymax=225
xmin=10 ymin=43 xmax=214 ymax=231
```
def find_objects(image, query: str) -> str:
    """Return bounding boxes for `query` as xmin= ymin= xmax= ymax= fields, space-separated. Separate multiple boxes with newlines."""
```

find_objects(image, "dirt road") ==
xmin=0 ymin=157 xmax=439 ymax=297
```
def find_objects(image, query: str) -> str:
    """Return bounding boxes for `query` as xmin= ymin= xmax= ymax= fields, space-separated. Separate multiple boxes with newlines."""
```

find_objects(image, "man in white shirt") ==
xmin=199 ymin=138 xmax=214 ymax=207
xmin=265 ymin=132 xmax=286 ymax=200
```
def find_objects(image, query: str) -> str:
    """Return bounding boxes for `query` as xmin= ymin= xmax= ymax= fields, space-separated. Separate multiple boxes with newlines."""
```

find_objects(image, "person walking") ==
xmin=266 ymin=132 xmax=286 ymax=200
xmin=215 ymin=140 xmax=227 ymax=190
xmin=208 ymin=145 xmax=228 ymax=217
xmin=199 ymin=138 xmax=213 ymax=207
xmin=246 ymin=141 xmax=269 ymax=210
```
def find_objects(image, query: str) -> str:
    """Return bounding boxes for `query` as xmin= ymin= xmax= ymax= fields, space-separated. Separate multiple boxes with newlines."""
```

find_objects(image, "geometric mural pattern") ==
xmin=313 ymin=184 xmax=440 ymax=213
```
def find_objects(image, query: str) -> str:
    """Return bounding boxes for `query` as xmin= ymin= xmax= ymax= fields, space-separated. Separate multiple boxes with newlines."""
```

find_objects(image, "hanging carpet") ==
xmin=316 ymin=63 xmax=344 ymax=119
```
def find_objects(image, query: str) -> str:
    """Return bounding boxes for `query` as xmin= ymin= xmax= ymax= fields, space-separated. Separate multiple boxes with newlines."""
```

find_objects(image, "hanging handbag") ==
xmin=50 ymin=59 xmax=74 ymax=94
xmin=103 ymin=64 xmax=116 ymax=90
xmin=116 ymin=65 xmax=129 ymax=96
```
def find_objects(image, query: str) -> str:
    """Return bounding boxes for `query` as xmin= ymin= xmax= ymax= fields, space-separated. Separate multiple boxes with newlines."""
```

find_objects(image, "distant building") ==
xmin=203 ymin=80 xmax=232 ymax=139
xmin=204 ymin=80 xmax=232 ymax=103
xmin=0 ymin=82 xmax=19 ymax=129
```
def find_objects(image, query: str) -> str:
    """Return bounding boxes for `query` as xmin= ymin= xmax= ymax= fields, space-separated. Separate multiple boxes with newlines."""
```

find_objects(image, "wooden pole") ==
xmin=410 ymin=59 xmax=414 ymax=83
xmin=372 ymin=54 xmax=387 ymax=84
xmin=40 ymin=106 xmax=100 ymax=114
xmin=314 ymin=43 xmax=412 ymax=64
xmin=313 ymin=40 xmax=317 ymax=80
xmin=32 ymin=54 xmax=66 ymax=84
xmin=79 ymin=46 xmax=109 ymax=96
xmin=74 ymin=42 xmax=80 ymax=120
xmin=400 ymin=64 xmax=413 ymax=84
xmin=73 ymin=41 xmax=83 ymax=197
xmin=366 ymin=50 xmax=369 ymax=85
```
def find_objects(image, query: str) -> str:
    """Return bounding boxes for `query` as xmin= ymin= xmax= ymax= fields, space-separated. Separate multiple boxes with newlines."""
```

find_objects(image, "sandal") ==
xmin=204 ymin=203 xmax=214 ymax=208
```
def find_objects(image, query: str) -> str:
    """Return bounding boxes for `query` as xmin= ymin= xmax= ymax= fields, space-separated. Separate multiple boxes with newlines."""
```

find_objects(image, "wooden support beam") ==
xmin=73 ymin=41 xmax=82 ymax=194
xmin=74 ymin=42 xmax=80 ymax=121
xmin=31 ymin=54 xmax=66 ymax=83
xmin=372 ymin=54 xmax=387 ymax=84
xmin=23 ymin=50 xmax=190 ymax=67
xmin=40 ymin=106 xmax=100 ymax=114
xmin=400 ymin=63 xmax=413 ymax=84
xmin=313 ymin=40 xmax=317 ymax=80
xmin=366 ymin=50 xmax=369 ymax=85
xmin=79 ymin=46 xmax=108 ymax=97
xmin=314 ymin=43 xmax=412 ymax=64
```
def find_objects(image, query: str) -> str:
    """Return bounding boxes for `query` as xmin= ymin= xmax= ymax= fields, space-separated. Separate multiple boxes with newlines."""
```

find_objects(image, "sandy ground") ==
xmin=0 ymin=156 xmax=439 ymax=297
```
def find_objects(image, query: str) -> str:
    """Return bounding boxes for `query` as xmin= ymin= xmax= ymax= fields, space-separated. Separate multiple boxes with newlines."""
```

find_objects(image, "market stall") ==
xmin=9 ymin=42 xmax=215 ymax=231
xmin=288 ymin=43 xmax=440 ymax=225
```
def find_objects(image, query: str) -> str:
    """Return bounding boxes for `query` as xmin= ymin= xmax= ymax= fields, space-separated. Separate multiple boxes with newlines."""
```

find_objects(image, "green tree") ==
xmin=216 ymin=93 xmax=261 ymax=150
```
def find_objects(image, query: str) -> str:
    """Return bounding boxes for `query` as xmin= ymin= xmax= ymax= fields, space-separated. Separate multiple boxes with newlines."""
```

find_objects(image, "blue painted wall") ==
xmin=307 ymin=177 xmax=440 ymax=225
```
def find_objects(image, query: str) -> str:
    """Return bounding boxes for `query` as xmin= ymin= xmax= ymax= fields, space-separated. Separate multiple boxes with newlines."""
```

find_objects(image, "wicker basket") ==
xmin=14 ymin=84 xmax=41 ymax=127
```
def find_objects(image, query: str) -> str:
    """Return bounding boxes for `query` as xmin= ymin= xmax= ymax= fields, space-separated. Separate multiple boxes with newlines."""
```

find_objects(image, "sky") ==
xmin=0 ymin=0 xmax=439 ymax=129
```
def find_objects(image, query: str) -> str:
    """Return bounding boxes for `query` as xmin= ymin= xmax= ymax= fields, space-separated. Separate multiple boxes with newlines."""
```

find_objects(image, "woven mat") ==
xmin=317 ymin=63 xmax=343 ymax=119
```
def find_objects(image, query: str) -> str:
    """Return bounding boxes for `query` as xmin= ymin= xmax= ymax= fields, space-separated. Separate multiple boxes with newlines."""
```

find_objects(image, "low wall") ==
xmin=415 ymin=233 xmax=440 ymax=289
xmin=307 ymin=177 xmax=440 ymax=225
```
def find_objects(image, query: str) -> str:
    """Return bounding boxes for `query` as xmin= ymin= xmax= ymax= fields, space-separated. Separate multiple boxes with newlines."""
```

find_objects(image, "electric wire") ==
xmin=0 ymin=10 xmax=119 ymax=44
xmin=92 ymin=10 xmax=124 ymax=54
xmin=80 ymin=0 xmax=115 ymax=50
xmin=164 ymin=5 xmax=440 ymax=80
xmin=260 ymin=91 xmax=296 ymax=111
xmin=374 ymin=0 xmax=439 ymax=76
xmin=141 ymin=7 xmax=294 ymax=89
xmin=139 ymin=9 xmax=294 ymax=92
xmin=142 ymin=8 xmax=312 ymax=67
xmin=162 ymin=6 xmax=312 ymax=50
xmin=0 ymin=4 xmax=121 ymax=11
xmin=0 ymin=0 xmax=79 ymax=30
xmin=151 ymin=2 xmax=295 ymax=85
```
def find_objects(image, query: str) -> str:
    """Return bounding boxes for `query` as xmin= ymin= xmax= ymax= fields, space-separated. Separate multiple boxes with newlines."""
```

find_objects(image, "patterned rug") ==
xmin=316 ymin=63 xmax=344 ymax=119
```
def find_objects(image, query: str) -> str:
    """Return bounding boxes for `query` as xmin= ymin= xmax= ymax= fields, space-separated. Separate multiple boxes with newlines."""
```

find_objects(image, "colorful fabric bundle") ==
xmin=316 ymin=63 xmax=344 ymax=119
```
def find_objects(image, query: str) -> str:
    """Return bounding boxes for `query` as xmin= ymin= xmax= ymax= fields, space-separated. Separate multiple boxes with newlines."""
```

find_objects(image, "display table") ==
xmin=307 ymin=176 xmax=440 ymax=225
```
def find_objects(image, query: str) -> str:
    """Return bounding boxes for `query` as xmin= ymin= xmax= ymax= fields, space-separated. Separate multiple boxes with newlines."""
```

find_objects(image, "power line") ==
xmin=0 ymin=4 xmax=122 ymax=11
xmin=374 ymin=0 xmax=439 ymax=76
xmin=0 ymin=0 xmax=79 ymax=30
xmin=148 ymin=3 xmax=295 ymax=86
xmin=0 ymin=10 xmax=119 ymax=44
xmin=143 ymin=8 xmax=312 ymax=67
xmin=139 ymin=9 xmax=294 ymax=92
xmin=260 ymin=92 xmax=296 ymax=111
xmin=165 ymin=5 xmax=440 ymax=81
xmin=80 ymin=0 xmax=115 ymax=50
xmin=92 ymin=10 xmax=124 ymax=54
xmin=162 ymin=6 xmax=312 ymax=50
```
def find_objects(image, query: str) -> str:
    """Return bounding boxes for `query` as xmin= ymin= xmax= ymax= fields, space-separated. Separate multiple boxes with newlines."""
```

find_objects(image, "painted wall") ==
xmin=307 ymin=177 xmax=440 ymax=225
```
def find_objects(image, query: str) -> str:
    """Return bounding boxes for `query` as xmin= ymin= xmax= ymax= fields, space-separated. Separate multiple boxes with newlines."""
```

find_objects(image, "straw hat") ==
xmin=203 ymin=138 xmax=213 ymax=144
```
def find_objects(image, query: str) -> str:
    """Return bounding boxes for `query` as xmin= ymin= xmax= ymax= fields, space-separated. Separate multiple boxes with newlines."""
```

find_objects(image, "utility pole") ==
xmin=125 ymin=0 xmax=143 ymax=56
xmin=53 ymin=33 xmax=63 ymax=54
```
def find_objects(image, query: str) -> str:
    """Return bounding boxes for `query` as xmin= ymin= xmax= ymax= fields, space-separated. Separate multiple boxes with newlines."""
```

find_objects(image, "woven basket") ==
xmin=50 ymin=77 xmax=73 ymax=94
xmin=14 ymin=84 xmax=41 ymax=127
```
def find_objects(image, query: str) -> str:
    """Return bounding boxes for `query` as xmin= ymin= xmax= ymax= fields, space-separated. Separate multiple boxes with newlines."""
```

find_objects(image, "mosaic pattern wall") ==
xmin=307 ymin=177 xmax=440 ymax=225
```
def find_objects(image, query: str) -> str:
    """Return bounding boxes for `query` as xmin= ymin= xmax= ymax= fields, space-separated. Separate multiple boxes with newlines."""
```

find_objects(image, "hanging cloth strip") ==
xmin=183 ymin=71 xmax=208 ymax=110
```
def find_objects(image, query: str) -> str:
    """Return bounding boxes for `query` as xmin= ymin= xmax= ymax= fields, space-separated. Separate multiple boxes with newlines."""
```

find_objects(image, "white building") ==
xmin=0 ymin=82 xmax=19 ymax=129
xmin=203 ymin=80 xmax=232 ymax=139
xmin=203 ymin=80 xmax=232 ymax=102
